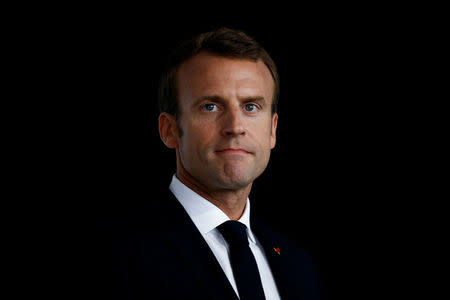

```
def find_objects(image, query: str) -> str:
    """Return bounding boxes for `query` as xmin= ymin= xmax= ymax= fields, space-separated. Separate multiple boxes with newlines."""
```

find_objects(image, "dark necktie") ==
xmin=217 ymin=220 xmax=266 ymax=300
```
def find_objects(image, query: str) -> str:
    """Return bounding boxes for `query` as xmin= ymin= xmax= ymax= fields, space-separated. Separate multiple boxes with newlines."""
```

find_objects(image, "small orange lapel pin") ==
xmin=273 ymin=247 xmax=281 ymax=255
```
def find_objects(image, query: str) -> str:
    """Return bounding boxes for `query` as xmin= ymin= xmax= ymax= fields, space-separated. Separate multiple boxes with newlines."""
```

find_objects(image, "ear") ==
xmin=270 ymin=113 xmax=278 ymax=149
xmin=158 ymin=112 xmax=180 ymax=149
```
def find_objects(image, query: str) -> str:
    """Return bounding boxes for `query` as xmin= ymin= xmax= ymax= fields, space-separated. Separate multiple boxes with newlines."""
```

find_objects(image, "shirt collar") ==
xmin=169 ymin=175 xmax=256 ymax=244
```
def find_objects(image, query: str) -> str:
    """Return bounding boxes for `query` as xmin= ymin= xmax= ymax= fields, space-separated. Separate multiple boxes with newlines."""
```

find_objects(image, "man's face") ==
xmin=174 ymin=52 xmax=278 ymax=191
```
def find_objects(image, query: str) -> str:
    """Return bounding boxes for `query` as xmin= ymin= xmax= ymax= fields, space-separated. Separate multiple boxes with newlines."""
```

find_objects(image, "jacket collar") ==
xmin=161 ymin=191 xmax=239 ymax=300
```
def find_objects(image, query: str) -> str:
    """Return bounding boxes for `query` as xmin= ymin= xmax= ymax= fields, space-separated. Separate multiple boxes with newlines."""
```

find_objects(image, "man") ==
xmin=111 ymin=27 xmax=323 ymax=299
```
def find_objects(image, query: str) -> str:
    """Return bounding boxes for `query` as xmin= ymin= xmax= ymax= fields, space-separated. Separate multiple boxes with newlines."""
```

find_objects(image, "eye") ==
xmin=202 ymin=103 xmax=219 ymax=112
xmin=244 ymin=103 xmax=258 ymax=112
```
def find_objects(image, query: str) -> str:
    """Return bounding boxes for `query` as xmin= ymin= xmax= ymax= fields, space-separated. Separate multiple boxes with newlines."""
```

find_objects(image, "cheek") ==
xmin=253 ymin=122 xmax=275 ymax=161
xmin=181 ymin=122 xmax=216 ymax=155
xmin=253 ymin=118 xmax=274 ymax=142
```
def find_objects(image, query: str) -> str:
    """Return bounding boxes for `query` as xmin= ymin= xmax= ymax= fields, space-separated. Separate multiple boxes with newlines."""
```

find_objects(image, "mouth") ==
xmin=215 ymin=148 xmax=252 ymax=155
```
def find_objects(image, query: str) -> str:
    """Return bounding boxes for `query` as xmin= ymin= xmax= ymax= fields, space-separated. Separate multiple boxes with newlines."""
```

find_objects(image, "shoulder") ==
xmin=100 ymin=189 xmax=182 ymax=288
xmin=104 ymin=189 xmax=176 ymax=247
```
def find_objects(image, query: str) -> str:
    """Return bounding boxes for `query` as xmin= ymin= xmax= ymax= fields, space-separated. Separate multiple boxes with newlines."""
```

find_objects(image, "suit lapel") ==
xmin=251 ymin=218 xmax=293 ymax=300
xmin=162 ymin=192 xmax=238 ymax=300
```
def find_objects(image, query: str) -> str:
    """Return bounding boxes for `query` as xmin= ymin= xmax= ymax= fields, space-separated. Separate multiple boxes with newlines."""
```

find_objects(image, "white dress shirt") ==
xmin=169 ymin=175 xmax=281 ymax=300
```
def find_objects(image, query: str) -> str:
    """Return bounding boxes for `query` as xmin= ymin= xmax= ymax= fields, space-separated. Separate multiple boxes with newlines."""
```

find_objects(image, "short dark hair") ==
xmin=157 ymin=27 xmax=280 ymax=119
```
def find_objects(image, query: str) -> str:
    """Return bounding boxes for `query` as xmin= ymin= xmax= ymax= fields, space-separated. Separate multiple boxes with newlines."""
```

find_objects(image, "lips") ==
xmin=215 ymin=148 xmax=252 ymax=155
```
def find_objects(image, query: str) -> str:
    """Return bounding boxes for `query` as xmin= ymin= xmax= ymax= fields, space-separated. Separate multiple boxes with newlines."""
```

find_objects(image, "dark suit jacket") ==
xmin=104 ymin=190 xmax=323 ymax=299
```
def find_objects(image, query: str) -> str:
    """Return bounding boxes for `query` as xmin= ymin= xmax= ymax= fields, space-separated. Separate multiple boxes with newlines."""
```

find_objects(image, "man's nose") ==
xmin=221 ymin=107 xmax=246 ymax=137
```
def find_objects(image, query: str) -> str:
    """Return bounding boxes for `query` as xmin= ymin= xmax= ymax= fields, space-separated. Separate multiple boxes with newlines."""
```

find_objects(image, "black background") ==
xmin=31 ymin=6 xmax=432 ymax=299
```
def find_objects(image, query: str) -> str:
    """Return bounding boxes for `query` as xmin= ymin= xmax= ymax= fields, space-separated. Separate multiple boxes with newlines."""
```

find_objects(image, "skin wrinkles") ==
xmin=159 ymin=51 xmax=278 ymax=220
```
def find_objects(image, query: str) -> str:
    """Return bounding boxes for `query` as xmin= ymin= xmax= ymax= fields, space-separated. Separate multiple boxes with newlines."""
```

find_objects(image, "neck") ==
xmin=175 ymin=171 xmax=251 ymax=221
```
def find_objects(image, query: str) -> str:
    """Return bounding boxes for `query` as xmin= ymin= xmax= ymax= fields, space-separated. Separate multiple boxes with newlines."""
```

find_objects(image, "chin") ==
xmin=220 ymin=170 xmax=256 ymax=190
xmin=223 ymin=179 xmax=252 ymax=190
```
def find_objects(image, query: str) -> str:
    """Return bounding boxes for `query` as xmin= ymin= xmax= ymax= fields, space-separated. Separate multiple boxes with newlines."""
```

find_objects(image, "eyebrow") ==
xmin=193 ymin=95 xmax=268 ymax=107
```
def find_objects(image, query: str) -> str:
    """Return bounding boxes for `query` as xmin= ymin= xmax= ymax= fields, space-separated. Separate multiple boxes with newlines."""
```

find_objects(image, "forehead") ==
xmin=176 ymin=52 xmax=274 ymax=103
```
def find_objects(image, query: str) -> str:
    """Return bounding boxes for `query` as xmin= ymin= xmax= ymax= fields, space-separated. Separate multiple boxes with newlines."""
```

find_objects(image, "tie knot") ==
xmin=217 ymin=220 xmax=248 ymax=245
